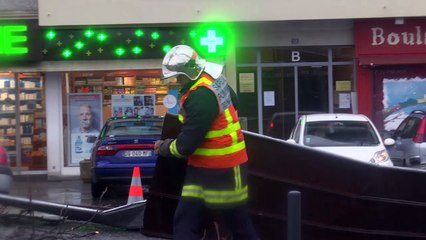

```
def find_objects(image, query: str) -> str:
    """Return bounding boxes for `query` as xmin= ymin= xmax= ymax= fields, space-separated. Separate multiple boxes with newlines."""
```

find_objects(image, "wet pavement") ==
xmin=9 ymin=175 xmax=129 ymax=208
xmin=0 ymin=175 xmax=166 ymax=240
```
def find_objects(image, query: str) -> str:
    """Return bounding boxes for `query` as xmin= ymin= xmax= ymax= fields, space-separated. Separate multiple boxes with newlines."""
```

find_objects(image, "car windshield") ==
xmin=104 ymin=118 xmax=163 ymax=136
xmin=303 ymin=121 xmax=380 ymax=147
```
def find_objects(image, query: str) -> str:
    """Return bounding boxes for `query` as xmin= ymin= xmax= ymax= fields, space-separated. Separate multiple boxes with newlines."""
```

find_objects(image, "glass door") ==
xmin=297 ymin=66 xmax=329 ymax=113
xmin=263 ymin=67 xmax=295 ymax=139
xmin=263 ymin=66 xmax=329 ymax=140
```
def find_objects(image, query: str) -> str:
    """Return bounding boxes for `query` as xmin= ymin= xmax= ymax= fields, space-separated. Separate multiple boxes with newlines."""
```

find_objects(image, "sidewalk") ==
xmin=0 ymin=175 xmax=166 ymax=240
xmin=9 ymin=174 xmax=131 ymax=207
xmin=10 ymin=174 xmax=94 ymax=206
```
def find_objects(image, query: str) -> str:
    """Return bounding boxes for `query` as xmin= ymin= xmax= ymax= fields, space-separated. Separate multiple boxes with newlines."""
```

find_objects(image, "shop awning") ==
xmin=358 ymin=54 xmax=426 ymax=66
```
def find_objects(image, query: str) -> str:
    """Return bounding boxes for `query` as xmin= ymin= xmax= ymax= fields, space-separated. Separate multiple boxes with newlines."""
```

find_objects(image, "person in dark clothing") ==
xmin=155 ymin=45 xmax=258 ymax=240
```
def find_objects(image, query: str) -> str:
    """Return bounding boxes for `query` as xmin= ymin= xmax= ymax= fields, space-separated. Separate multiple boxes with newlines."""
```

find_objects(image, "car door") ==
xmin=390 ymin=116 xmax=421 ymax=166
xmin=421 ymin=118 xmax=426 ymax=165
xmin=387 ymin=118 xmax=409 ymax=166
xmin=288 ymin=116 xmax=303 ymax=143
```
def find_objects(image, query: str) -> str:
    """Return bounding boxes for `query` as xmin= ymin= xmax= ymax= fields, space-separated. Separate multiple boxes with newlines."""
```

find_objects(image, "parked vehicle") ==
xmin=0 ymin=145 xmax=12 ymax=194
xmin=266 ymin=111 xmax=320 ymax=140
xmin=287 ymin=113 xmax=394 ymax=166
xmin=386 ymin=110 xmax=426 ymax=167
xmin=89 ymin=116 xmax=164 ymax=198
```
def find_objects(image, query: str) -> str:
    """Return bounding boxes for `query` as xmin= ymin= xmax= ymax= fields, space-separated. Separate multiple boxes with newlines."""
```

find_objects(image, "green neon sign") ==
xmin=191 ymin=23 xmax=233 ymax=56
xmin=0 ymin=25 xmax=28 ymax=55
xmin=200 ymin=30 xmax=223 ymax=53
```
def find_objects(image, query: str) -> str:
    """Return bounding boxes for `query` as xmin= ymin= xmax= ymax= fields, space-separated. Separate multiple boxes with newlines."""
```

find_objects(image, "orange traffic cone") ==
xmin=127 ymin=166 xmax=144 ymax=204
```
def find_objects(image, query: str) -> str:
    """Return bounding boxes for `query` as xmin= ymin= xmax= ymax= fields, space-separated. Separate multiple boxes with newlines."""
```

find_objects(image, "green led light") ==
xmin=189 ymin=30 xmax=197 ymax=38
xmin=74 ymin=41 xmax=85 ymax=49
xmin=84 ymin=30 xmax=94 ymax=38
xmin=151 ymin=32 xmax=160 ymax=40
xmin=200 ymin=30 xmax=223 ymax=53
xmin=135 ymin=29 xmax=144 ymax=37
xmin=115 ymin=47 xmax=125 ymax=56
xmin=46 ymin=30 xmax=56 ymax=40
xmin=132 ymin=46 xmax=142 ymax=54
xmin=162 ymin=45 xmax=172 ymax=53
xmin=62 ymin=49 xmax=72 ymax=58
xmin=97 ymin=33 xmax=108 ymax=42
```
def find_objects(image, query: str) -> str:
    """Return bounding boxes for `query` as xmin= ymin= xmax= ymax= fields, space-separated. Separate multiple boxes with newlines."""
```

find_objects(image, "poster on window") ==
xmin=68 ymin=93 xmax=102 ymax=166
xmin=111 ymin=94 xmax=155 ymax=117
xmin=383 ymin=77 xmax=426 ymax=133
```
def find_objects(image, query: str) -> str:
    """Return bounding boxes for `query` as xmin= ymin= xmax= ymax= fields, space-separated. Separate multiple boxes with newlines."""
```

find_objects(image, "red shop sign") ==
xmin=355 ymin=18 xmax=426 ymax=56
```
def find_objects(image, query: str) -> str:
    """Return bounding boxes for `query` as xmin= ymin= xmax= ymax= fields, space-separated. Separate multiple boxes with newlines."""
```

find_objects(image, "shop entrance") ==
xmin=236 ymin=46 xmax=354 ymax=138
xmin=263 ymin=65 xmax=329 ymax=139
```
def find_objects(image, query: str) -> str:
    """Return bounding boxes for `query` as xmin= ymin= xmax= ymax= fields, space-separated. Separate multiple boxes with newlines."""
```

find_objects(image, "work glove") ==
xmin=154 ymin=140 xmax=163 ymax=155
xmin=154 ymin=139 xmax=174 ymax=158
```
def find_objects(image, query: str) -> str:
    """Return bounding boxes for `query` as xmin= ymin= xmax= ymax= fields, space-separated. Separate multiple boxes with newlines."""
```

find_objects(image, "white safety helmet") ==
xmin=162 ymin=45 xmax=224 ymax=81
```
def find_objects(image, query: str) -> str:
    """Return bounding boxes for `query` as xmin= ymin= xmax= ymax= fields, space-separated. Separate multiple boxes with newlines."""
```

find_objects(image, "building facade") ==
xmin=1 ymin=0 xmax=426 ymax=177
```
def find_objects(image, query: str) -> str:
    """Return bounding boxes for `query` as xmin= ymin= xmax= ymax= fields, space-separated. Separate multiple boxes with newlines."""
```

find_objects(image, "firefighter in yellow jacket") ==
xmin=155 ymin=45 xmax=258 ymax=240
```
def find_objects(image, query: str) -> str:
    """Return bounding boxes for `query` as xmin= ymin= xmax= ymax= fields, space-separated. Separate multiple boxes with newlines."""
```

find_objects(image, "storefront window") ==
xmin=237 ymin=46 xmax=355 ymax=136
xmin=0 ymin=72 xmax=47 ymax=172
xmin=236 ymin=67 xmax=258 ymax=133
xmin=333 ymin=65 xmax=354 ymax=113
xmin=332 ymin=47 xmax=354 ymax=61
xmin=62 ymin=70 xmax=180 ymax=166
xmin=372 ymin=65 xmax=426 ymax=137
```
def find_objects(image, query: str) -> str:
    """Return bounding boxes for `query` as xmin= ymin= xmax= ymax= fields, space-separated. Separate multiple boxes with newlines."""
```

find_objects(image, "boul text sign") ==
xmin=355 ymin=20 xmax=426 ymax=55
xmin=0 ymin=25 xmax=28 ymax=55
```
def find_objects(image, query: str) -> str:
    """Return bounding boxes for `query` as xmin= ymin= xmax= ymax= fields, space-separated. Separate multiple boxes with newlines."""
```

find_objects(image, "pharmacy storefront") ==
xmin=2 ymin=22 xmax=235 ymax=176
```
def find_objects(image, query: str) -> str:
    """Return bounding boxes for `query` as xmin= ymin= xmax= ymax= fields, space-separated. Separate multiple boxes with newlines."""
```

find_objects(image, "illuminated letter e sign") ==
xmin=0 ymin=25 xmax=28 ymax=55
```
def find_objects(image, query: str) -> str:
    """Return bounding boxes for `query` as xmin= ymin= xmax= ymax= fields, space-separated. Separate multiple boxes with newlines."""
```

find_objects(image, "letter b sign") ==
xmin=291 ymin=51 xmax=300 ymax=62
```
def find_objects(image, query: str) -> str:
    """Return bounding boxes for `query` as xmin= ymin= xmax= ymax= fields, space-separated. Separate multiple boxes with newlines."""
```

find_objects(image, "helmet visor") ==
xmin=161 ymin=45 xmax=206 ymax=81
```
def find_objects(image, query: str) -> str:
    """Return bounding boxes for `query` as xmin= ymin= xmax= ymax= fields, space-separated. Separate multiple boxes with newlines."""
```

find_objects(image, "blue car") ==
xmin=89 ymin=116 xmax=164 ymax=198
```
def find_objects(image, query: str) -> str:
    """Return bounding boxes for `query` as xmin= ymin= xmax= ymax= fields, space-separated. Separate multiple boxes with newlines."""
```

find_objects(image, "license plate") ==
xmin=123 ymin=150 xmax=151 ymax=157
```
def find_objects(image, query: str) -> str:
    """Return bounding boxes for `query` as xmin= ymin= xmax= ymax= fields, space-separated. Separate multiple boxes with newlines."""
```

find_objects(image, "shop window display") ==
xmin=0 ymin=72 xmax=47 ymax=172
xmin=62 ymin=70 xmax=179 ymax=167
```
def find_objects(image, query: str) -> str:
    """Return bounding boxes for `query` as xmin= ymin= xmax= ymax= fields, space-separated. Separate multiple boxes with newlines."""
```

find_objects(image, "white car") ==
xmin=287 ymin=113 xmax=395 ymax=166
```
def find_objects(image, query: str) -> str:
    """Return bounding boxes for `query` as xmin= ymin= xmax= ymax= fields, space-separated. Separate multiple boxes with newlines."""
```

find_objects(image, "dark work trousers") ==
xmin=173 ymin=197 xmax=258 ymax=240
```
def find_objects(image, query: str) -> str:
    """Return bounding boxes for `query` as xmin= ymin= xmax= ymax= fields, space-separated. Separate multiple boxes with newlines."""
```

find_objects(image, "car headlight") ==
xmin=371 ymin=149 xmax=390 ymax=163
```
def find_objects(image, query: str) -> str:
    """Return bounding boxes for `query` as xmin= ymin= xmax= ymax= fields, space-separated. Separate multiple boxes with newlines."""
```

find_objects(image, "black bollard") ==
xmin=287 ymin=191 xmax=301 ymax=240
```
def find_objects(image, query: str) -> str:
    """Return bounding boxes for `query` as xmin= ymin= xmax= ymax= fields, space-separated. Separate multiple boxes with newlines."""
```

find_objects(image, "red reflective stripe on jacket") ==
xmin=209 ymin=105 xmax=239 ymax=130
xmin=189 ymin=149 xmax=247 ymax=168
xmin=199 ymin=129 xmax=245 ymax=148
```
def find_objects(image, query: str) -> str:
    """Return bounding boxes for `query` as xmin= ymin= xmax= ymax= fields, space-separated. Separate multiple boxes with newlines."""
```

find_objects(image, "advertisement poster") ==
xmin=68 ymin=93 xmax=102 ymax=166
xmin=111 ymin=94 xmax=155 ymax=117
xmin=383 ymin=77 xmax=426 ymax=132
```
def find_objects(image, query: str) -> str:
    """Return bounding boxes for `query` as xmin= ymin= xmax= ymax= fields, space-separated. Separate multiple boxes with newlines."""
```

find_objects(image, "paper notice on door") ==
xmin=336 ymin=81 xmax=351 ymax=92
xmin=339 ymin=93 xmax=351 ymax=109
xmin=264 ymin=91 xmax=275 ymax=106
xmin=239 ymin=73 xmax=255 ymax=93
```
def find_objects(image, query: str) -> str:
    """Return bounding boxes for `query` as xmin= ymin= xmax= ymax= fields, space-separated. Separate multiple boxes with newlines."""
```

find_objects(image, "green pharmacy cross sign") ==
xmin=41 ymin=25 xmax=230 ymax=60
xmin=200 ymin=30 xmax=224 ymax=53
xmin=0 ymin=25 xmax=28 ymax=55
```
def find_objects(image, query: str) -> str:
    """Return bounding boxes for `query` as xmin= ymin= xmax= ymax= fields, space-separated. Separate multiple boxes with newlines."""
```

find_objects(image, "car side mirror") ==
xmin=384 ymin=138 xmax=395 ymax=146
xmin=87 ymin=136 xmax=98 ymax=143
xmin=286 ymin=139 xmax=297 ymax=144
